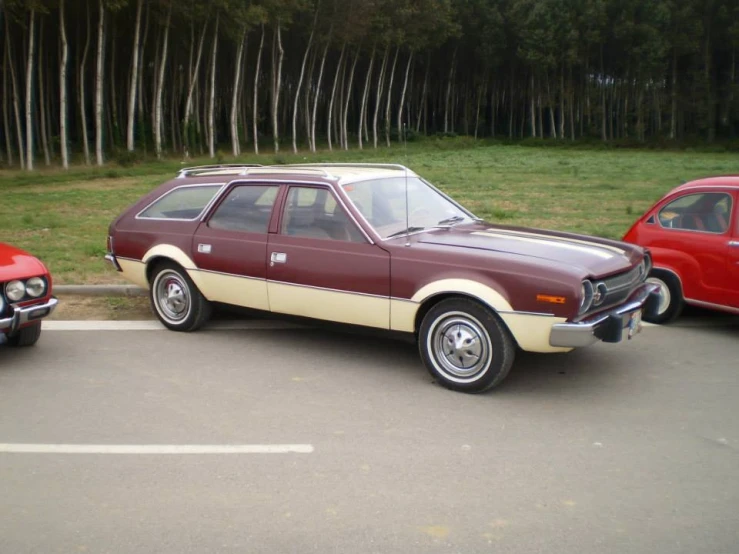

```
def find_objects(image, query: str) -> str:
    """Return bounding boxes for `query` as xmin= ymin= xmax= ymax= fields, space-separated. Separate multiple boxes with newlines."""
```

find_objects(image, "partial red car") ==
xmin=0 ymin=243 xmax=58 ymax=347
xmin=106 ymin=163 xmax=659 ymax=393
xmin=623 ymin=176 xmax=739 ymax=323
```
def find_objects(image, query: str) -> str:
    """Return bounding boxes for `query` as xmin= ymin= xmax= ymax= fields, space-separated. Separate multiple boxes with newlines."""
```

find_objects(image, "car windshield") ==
xmin=342 ymin=177 xmax=474 ymax=239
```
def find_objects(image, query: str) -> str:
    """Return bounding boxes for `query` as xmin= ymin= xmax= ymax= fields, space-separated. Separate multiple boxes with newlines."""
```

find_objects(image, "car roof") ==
xmin=176 ymin=163 xmax=417 ymax=186
xmin=671 ymin=175 xmax=739 ymax=194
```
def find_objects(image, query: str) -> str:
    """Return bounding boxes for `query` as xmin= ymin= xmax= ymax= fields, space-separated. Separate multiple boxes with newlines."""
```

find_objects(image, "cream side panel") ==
xmin=268 ymin=282 xmax=389 ymax=329
xmin=118 ymin=259 xmax=149 ymax=289
xmin=142 ymin=244 xmax=197 ymax=270
xmin=498 ymin=313 xmax=571 ymax=353
xmin=189 ymin=271 xmax=270 ymax=311
xmin=390 ymin=299 xmax=418 ymax=333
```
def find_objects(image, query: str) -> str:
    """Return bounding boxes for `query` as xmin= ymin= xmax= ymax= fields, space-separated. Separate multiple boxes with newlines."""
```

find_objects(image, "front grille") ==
xmin=595 ymin=262 xmax=648 ymax=309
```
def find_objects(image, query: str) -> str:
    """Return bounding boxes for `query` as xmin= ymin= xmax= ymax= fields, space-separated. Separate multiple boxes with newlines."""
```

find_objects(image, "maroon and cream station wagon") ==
xmin=106 ymin=163 xmax=660 ymax=393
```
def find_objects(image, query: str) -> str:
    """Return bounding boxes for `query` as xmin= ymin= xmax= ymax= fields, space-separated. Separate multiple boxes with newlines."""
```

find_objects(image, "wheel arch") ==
xmin=142 ymin=244 xmax=198 ymax=284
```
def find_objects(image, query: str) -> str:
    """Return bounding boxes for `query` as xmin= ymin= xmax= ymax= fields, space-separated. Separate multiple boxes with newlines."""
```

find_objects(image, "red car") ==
xmin=0 ymin=243 xmax=58 ymax=347
xmin=107 ymin=163 xmax=659 ymax=393
xmin=623 ymin=175 xmax=739 ymax=323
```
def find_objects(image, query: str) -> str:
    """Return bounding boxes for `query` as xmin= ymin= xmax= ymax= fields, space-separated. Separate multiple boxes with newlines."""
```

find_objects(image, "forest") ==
xmin=1 ymin=0 xmax=738 ymax=170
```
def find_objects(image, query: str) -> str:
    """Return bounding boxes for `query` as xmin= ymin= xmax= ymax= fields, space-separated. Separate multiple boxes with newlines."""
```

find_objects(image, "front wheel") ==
xmin=149 ymin=261 xmax=212 ymax=332
xmin=644 ymin=271 xmax=683 ymax=324
xmin=418 ymin=298 xmax=515 ymax=393
xmin=7 ymin=322 xmax=42 ymax=347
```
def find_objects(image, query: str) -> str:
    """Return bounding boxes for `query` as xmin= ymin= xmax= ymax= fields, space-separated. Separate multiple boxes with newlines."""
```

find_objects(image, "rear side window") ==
xmin=658 ymin=192 xmax=732 ymax=234
xmin=138 ymin=185 xmax=222 ymax=220
xmin=208 ymin=185 xmax=279 ymax=233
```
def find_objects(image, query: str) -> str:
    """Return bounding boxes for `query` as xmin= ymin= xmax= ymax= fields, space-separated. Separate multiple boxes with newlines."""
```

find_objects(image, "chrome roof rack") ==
xmin=177 ymin=164 xmax=264 ymax=178
xmin=281 ymin=162 xmax=412 ymax=172
xmin=237 ymin=166 xmax=337 ymax=179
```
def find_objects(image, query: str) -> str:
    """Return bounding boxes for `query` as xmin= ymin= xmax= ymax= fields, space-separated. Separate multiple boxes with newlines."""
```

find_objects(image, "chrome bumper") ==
xmin=105 ymin=253 xmax=122 ymax=271
xmin=549 ymin=283 xmax=661 ymax=348
xmin=0 ymin=297 xmax=59 ymax=335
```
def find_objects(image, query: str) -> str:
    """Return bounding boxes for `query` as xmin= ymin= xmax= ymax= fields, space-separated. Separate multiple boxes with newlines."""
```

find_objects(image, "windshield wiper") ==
xmin=436 ymin=215 xmax=466 ymax=226
xmin=386 ymin=226 xmax=425 ymax=239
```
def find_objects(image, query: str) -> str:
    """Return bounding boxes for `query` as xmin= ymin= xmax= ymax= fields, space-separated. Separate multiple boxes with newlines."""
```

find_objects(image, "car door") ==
xmin=266 ymin=185 xmax=391 ymax=329
xmin=651 ymin=191 xmax=733 ymax=306
xmin=728 ymin=191 xmax=739 ymax=307
xmin=190 ymin=183 xmax=282 ymax=311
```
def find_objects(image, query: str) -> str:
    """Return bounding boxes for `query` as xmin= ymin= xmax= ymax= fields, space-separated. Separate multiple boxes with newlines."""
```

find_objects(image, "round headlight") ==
xmin=6 ymin=280 xmax=25 ymax=302
xmin=580 ymin=280 xmax=594 ymax=314
xmin=26 ymin=277 xmax=46 ymax=298
xmin=0 ymin=293 xmax=5 ymax=313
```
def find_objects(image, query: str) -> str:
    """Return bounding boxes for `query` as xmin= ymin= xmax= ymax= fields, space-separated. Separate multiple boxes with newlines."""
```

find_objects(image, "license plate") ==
xmin=627 ymin=310 xmax=643 ymax=339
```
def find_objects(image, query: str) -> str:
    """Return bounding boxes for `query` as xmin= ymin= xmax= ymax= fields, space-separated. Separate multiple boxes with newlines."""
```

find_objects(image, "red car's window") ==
xmin=207 ymin=185 xmax=279 ymax=233
xmin=657 ymin=192 xmax=732 ymax=234
xmin=281 ymin=186 xmax=366 ymax=243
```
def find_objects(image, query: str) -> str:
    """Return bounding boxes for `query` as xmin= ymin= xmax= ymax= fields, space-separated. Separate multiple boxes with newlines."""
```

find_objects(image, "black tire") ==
xmin=418 ymin=298 xmax=515 ymax=393
xmin=149 ymin=261 xmax=212 ymax=332
xmin=644 ymin=270 xmax=684 ymax=324
xmin=8 ymin=322 xmax=42 ymax=347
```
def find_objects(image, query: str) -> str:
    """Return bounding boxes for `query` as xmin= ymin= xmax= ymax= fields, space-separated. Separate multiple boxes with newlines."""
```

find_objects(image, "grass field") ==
xmin=1 ymin=139 xmax=737 ymax=285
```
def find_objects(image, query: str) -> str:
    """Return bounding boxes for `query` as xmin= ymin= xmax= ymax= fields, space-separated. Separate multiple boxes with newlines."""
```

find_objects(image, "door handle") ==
xmin=729 ymin=241 xmax=739 ymax=248
xmin=270 ymin=252 xmax=287 ymax=265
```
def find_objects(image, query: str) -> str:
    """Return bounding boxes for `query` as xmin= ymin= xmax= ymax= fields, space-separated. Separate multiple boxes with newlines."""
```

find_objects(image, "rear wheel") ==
xmin=418 ymin=298 xmax=515 ymax=393
xmin=7 ymin=322 xmax=42 ymax=347
xmin=149 ymin=261 xmax=212 ymax=332
xmin=644 ymin=270 xmax=683 ymax=324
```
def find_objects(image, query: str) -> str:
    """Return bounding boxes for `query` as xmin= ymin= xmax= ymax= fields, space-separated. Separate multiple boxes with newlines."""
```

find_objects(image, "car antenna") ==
xmin=403 ymin=122 xmax=411 ymax=247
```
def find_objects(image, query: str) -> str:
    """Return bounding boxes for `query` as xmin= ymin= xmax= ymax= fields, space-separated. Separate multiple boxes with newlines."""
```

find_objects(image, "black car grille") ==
xmin=595 ymin=262 xmax=648 ymax=308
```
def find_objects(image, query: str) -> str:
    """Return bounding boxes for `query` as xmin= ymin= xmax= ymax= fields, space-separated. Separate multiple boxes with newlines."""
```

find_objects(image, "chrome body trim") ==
xmin=135 ymin=183 xmax=226 ymax=221
xmin=0 ymin=297 xmax=59 ymax=334
xmin=269 ymin=279 xmax=389 ymax=300
xmin=684 ymin=298 xmax=739 ymax=315
xmin=549 ymin=283 xmax=661 ymax=348
xmin=729 ymin=240 xmax=739 ymax=248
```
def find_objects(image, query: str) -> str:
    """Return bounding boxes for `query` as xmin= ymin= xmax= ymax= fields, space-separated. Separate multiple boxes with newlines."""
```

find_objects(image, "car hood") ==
xmin=415 ymin=223 xmax=642 ymax=278
xmin=0 ymin=243 xmax=48 ymax=281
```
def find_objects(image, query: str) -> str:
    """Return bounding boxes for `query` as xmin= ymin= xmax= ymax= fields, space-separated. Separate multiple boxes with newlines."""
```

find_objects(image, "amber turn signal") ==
xmin=536 ymin=294 xmax=566 ymax=304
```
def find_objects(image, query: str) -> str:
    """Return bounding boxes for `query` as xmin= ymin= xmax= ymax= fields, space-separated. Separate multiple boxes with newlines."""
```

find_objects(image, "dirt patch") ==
xmin=50 ymin=295 xmax=153 ymax=321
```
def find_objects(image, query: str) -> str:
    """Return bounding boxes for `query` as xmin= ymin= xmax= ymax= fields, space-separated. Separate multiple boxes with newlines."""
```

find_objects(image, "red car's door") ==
xmin=728 ymin=193 xmax=739 ymax=307
xmin=191 ymin=184 xmax=281 ymax=311
xmin=649 ymin=191 xmax=733 ymax=306
xmin=266 ymin=185 xmax=391 ymax=329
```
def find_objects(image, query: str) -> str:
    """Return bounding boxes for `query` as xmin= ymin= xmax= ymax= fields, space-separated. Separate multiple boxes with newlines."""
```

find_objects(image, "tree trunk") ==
xmin=529 ymin=73 xmax=536 ymax=137
xmin=59 ymin=0 xmax=69 ymax=168
xmin=231 ymin=28 xmax=247 ymax=157
xmin=310 ymin=32 xmax=331 ymax=153
xmin=124 ymin=0 xmax=143 ymax=152
xmin=208 ymin=12 xmax=219 ymax=158
xmin=396 ymin=51 xmax=413 ymax=143
xmin=37 ymin=18 xmax=50 ymax=166
xmin=384 ymin=46 xmax=399 ymax=146
xmin=443 ymin=49 xmax=456 ymax=134
xmin=25 ymin=9 xmax=36 ymax=170
xmin=253 ymin=25 xmax=265 ymax=154
xmin=601 ymin=46 xmax=607 ymax=141
xmin=416 ymin=52 xmax=430 ymax=133
xmin=373 ymin=47 xmax=389 ymax=148
xmin=271 ymin=23 xmax=284 ymax=152
xmin=183 ymin=21 xmax=208 ymax=157
xmin=292 ymin=11 xmax=317 ymax=153
xmin=358 ymin=44 xmax=376 ymax=150
xmin=327 ymin=41 xmax=346 ymax=151
xmin=154 ymin=3 xmax=172 ymax=159
xmin=7 ymin=24 xmax=25 ymax=169
xmin=342 ymin=47 xmax=360 ymax=150
xmin=2 ymin=37 xmax=13 ymax=166
xmin=79 ymin=0 xmax=92 ymax=165
xmin=94 ymin=0 xmax=105 ymax=165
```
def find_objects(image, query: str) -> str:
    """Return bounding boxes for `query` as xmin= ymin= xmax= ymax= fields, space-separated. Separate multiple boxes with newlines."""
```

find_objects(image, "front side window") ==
xmin=342 ymin=177 xmax=473 ymax=239
xmin=138 ymin=185 xmax=222 ymax=220
xmin=281 ymin=187 xmax=365 ymax=242
xmin=208 ymin=185 xmax=278 ymax=233
xmin=658 ymin=192 xmax=732 ymax=234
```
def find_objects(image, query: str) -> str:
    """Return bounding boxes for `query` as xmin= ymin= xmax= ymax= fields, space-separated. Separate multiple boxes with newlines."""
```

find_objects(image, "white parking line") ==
xmin=44 ymin=320 xmax=304 ymax=331
xmin=0 ymin=443 xmax=314 ymax=454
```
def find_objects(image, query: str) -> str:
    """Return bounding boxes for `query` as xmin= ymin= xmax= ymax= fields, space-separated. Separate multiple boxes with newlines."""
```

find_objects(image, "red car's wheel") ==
xmin=645 ymin=270 xmax=684 ymax=324
xmin=7 ymin=322 xmax=42 ymax=347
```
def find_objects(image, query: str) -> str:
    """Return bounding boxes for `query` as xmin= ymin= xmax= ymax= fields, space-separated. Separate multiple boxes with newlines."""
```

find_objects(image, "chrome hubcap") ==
xmin=154 ymin=271 xmax=191 ymax=322
xmin=429 ymin=313 xmax=491 ymax=381
xmin=646 ymin=277 xmax=670 ymax=314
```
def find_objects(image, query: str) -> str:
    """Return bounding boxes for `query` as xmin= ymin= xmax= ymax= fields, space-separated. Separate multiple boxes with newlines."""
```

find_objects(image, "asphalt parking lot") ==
xmin=1 ymin=313 xmax=738 ymax=554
